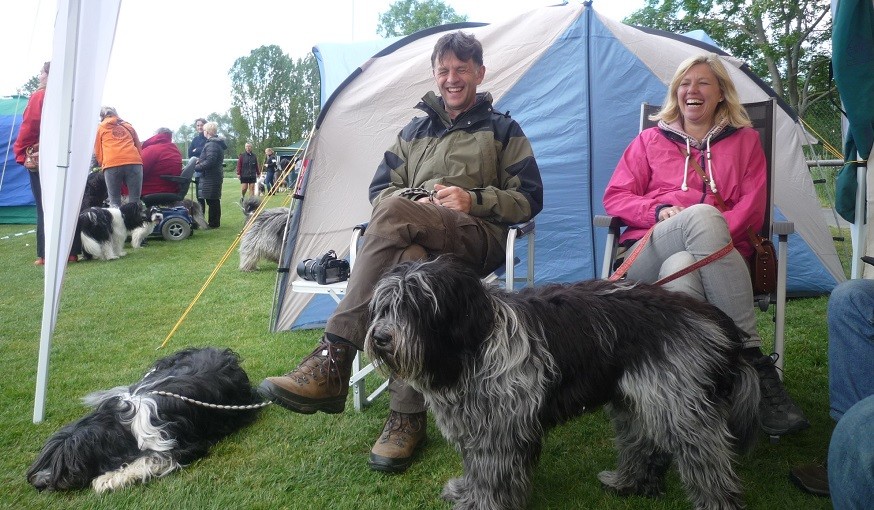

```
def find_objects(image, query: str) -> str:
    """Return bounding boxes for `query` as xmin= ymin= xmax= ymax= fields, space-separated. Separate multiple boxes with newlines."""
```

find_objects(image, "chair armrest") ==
xmin=593 ymin=214 xmax=624 ymax=229
xmin=161 ymin=175 xmax=192 ymax=184
xmin=510 ymin=220 xmax=535 ymax=238
xmin=772 ymin=220 xmax=794 ymax=237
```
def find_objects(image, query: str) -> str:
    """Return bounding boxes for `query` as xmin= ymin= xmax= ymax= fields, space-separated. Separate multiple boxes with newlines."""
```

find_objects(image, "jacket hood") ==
xmin=206 ymin=136 xmax=228 ymax=150
xmin=142 ymin=131 xmax=172 ymax=149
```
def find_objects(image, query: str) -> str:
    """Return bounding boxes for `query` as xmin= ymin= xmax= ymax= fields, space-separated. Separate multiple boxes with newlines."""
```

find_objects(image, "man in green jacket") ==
xmin=259 ymin=31 xmax=543 ymax=473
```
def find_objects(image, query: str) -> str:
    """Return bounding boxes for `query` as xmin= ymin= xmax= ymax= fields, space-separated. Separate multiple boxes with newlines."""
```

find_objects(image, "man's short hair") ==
xmin=155 ymin=127 xmax=173 ymax=136
xmin=431 ymin=31 xmax=483 ymax=68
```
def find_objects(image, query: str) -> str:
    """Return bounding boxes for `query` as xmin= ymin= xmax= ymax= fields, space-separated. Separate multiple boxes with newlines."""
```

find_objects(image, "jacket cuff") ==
xmin=654 ymin=204 xmax=672 ymax=222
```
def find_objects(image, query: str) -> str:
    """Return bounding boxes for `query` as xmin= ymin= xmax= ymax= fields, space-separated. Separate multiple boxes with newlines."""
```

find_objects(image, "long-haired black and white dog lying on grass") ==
xmin=365 ymin=257 xmax=760 ymax=510
xmin=238 ymin=197 xmax=289 ymax=271
xmin=27 ymin=347 xmax=264 ymax=493
xmin=78 ymin=202 xmax=162 ymax=260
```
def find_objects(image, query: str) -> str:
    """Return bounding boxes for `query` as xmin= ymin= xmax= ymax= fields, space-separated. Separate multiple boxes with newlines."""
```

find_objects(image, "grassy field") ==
xmin=0 ymin=179 xmax=833 ymax=509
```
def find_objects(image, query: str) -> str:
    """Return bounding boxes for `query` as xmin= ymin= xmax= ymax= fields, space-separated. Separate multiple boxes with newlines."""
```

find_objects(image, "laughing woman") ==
xmin=602 ymin=53 xmax=808 ymax=437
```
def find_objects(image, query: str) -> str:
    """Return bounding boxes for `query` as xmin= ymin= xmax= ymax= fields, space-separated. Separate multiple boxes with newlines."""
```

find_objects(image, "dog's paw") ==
xmin=598 ymin=470 xmax=664 ymax=498
xmin=441 ymin=477 xmax=467 ymax=503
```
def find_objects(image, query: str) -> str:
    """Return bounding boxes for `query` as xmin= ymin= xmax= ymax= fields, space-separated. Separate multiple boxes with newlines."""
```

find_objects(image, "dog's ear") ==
xmin=415 ymin=257 xmax=495 ymax=387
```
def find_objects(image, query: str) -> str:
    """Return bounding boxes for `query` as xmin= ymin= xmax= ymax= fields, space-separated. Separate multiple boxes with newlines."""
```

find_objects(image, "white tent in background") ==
xmin=33 ymin=0 xmax=121 ymax=423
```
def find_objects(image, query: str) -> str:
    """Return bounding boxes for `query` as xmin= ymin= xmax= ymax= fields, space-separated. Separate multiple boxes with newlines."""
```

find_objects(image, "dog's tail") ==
xmin=184 ymin=199 xmax=209 ymax=230
xmin=728 ymin=358 xmax=760 ymax=454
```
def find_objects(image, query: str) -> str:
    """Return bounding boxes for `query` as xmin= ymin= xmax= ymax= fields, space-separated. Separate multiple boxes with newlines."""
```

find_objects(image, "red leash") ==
xmin=608 ymin=224 xmax=735 ymax=285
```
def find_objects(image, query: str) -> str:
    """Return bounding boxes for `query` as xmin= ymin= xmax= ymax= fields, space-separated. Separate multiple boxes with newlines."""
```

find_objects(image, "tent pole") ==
xmin=851 ymin=154 xmax=868 ymax=279
xmin=33 ymin=0 xmax=80 ymax=424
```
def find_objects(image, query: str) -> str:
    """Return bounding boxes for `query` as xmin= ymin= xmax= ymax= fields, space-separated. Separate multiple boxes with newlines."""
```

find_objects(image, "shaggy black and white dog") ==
xmin=365 ymin=257 xmax=760 ymax=510
xmin=78 ymin=203 xmax=162 ymax=260
xmin=238 ymin=197 xmax=289 ymax=271
xmin=27 ymin=347 xmax=264 ymax=493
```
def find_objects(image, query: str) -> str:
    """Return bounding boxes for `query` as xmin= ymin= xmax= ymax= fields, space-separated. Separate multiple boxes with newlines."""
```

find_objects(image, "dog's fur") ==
xmin=238 ymin=197 xmax=289 ymax=271
xmin=81 ymin=171 xmax=108 ymax=210
xmin=179 ymin=198 xmax=209 ymax=230
xmin=365 ymin=257 xmax=760 ymax=510
xmin=27 ymin=347 xmax=263 ymax=493
xmin=78 ymin=203 xmax=162 ymax=260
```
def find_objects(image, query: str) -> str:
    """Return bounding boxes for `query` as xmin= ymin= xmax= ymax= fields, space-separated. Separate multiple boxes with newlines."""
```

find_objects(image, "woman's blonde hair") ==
xmin=203 ymin=121 xmax=218 ymax=136
xmin=652 ymin=53 xmax=751 ymax=129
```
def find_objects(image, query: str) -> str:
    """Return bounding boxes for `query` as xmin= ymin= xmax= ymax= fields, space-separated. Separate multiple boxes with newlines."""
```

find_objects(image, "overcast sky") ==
xmin=3 ymin=0 xmax=643 ymax=138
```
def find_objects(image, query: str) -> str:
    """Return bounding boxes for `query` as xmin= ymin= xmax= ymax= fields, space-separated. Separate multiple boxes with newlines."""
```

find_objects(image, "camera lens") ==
xmin=296 ymin=258 xmax=317 ymax=281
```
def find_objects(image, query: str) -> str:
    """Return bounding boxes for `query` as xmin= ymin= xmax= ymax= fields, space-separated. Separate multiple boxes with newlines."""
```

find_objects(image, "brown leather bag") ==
xmin=749 ymin=232 xmax=777 ymax=294
xmin=24 ymin=143 xmax=39 ymax=171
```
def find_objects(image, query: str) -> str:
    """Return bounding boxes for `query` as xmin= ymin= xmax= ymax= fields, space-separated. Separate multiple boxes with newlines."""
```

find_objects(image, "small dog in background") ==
xmin=238 ymin=197 xmax=289 ymax=271
xmin=81 ymin=171 xmax=108 ymax=210
xmin=78 ymin=203 xmax=162 ymax=260
xmin=27 ymin=347 xmax=264 ymax=493
xmin=179 ymin=198 xmax=209 ymax=230
xmin=365 ymin=257 xmax=760 ymax=510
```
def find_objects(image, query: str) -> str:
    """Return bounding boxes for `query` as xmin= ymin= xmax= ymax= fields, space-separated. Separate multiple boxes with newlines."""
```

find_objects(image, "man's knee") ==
xmin=369 ymin=196 xmax=428 ymax=235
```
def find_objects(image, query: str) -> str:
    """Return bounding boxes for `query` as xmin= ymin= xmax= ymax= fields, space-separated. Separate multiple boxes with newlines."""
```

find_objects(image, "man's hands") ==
xmin=427 ymin=184 xmax=471 ymax=213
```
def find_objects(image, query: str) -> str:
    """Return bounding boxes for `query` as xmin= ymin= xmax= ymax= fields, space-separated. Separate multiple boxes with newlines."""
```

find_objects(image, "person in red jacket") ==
xmin=12 ymin=61 xmax=79 ymax=266
xmin=140 ymin=128 xmax=182 ymax=196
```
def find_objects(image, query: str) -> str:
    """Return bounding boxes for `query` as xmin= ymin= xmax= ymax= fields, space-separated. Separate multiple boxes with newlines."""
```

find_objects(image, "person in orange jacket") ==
xmin=94 ymin=106 xmax=143 ymax=207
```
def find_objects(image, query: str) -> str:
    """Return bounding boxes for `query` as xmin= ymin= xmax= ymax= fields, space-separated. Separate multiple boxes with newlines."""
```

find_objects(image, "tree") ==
xmin=286 ymin=54 xmax=320 ymax=143
xmin=624 ymin=0 xmax=831 ymax=117
xmin=377 ymin=0 xmax=468 ymax=37
xmin=19 ymin=75 xmax=40 ymax=96
xmin=229 ymin=45 xmax=295 ymax=154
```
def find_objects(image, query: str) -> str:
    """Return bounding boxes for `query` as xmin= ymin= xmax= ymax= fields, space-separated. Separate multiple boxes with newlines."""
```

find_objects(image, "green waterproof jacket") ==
xmin=369 ymin=91 xmax=544 ymax=245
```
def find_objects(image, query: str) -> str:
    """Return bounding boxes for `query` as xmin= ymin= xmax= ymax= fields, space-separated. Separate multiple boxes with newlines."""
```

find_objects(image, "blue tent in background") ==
xmin=0 ymin=96 xmax=36 ymax=223
xmin=273 ymin=3 xmax=844 ymax=330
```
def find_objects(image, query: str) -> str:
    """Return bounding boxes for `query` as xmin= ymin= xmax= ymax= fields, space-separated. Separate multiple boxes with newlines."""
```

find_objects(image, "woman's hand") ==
xmin=659 ymin=205 xmax=685 ymax=222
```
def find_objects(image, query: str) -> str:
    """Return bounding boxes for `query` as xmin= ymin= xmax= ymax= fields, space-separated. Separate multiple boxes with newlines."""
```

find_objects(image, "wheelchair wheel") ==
xmin=162 ymin=217 xmax=191 ymax=241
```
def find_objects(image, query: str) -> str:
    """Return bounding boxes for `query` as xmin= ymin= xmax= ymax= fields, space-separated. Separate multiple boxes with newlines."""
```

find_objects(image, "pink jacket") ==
xmin=603 ymin=125 xmax=766 ymax=258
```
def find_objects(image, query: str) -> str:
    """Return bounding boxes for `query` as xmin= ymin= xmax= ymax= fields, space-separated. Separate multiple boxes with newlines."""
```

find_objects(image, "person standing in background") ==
xmin=188 ymin=118 xmax=207 ymax=159
xmin=13 ymin=61 xmax=80 ymax=265
xmin=195 ymin=122 xmax=227 ymax=228
xmin=94 ymin=106 xmax=143 ymax=207
xmin=236 ymin=142 xmax=259 ymax=203
xmin=189 ymin=118 xmax=207 ymax=210
xmin=263 ymin=147 xmax=278 ymax=194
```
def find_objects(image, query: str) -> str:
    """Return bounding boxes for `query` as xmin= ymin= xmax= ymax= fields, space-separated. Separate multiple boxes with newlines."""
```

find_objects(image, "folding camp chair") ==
xmin=594 ymin=99 xmax=794 ymax=377
xmin=291 ymin=219 xmax=535 ymax=410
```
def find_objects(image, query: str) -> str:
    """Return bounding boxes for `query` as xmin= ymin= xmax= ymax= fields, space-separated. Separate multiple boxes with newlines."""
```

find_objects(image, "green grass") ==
xmin=0 ymin=179 xmax=832 ymax=509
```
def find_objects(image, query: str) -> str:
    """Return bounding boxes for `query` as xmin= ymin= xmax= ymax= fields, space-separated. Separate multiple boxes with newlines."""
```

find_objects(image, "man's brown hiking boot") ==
xmin=258 ymin=338 xmax=354 ymax=414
